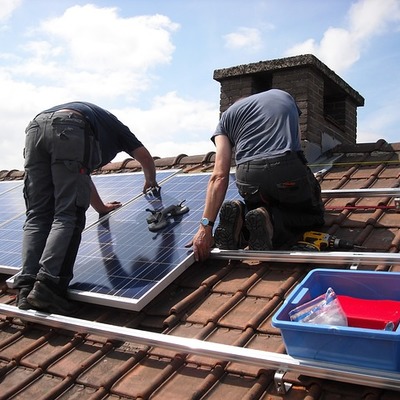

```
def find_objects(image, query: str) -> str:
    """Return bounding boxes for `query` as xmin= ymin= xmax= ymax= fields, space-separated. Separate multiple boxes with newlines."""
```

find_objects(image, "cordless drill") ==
xmin=298 ymin=231 xmax=366 ymax=251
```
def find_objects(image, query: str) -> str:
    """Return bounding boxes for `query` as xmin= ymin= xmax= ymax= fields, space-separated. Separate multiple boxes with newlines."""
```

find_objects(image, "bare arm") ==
xmin=129 ymin=146 xmax=159 ymax=193
xmin=89 ymin=177 xmax=122 ymax=215
xmin=191 ymin=135 xmax=233 ymax=262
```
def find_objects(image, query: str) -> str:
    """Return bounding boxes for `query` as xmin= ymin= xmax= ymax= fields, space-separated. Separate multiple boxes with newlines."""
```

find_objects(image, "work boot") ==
xmin=214 ymin=200 xmax=245 ymax=249
xmin=16 ymin=287 xmax=32 ymax=310
xmin=245 ymin=207 xmax=273 ymax=250
xmin=27 ymin=281 xmax=78 ymax=315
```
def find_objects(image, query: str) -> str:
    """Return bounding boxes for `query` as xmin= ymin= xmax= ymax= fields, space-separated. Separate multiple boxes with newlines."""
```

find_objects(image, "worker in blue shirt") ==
xmin=14 ymin=102 xmax=159 ymax=314
xmin=191 ymin=89 xmax=324 ymax=261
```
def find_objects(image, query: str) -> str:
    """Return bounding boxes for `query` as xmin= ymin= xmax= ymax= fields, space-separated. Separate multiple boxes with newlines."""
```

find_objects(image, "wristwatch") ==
xmin=200 ymin=217 xmax=214 ymax=227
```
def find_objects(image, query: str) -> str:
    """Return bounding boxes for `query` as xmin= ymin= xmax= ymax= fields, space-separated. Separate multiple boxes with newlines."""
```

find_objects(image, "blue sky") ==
xmin=1 ymin=0 xmax=399 ymax=170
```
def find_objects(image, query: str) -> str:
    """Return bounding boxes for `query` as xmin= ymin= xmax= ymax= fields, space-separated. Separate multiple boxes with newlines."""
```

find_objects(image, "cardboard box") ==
xmin=272 ymin=269 xmax=400 ymax=371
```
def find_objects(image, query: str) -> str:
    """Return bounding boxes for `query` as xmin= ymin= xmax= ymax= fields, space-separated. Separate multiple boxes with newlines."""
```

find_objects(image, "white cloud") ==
xmin=0 ymin=4 xmax=186 ymax=170
xmin=16 ymin=4 xmax=179 ymax=100
xmin=224 ymin=27 xmax=263 ymax=51
xmin=111 ymin=91 xmax=219 ymax=158
xmin=37 ymin=6 xmax=178 ymax=73
xmin=0 ymin=0 xmax=21 ymax=23
xmin=285 ymin=0 xmax=400 ymax=73
xmin=348 ymin=0 xmax=400 ymax=39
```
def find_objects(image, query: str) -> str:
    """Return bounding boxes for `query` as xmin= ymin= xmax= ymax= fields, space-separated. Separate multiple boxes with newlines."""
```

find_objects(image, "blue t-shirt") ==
xmin=212 ymin=89 xmax=301 ymax=164
xmin=41 ymin=101 xmax=143 ymax=167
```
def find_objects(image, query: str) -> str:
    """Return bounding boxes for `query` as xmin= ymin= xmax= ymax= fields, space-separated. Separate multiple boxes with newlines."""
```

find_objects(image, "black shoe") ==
xmin=27 ymin=281 xmax=78 ymax=315
xmin=245 ymin=207 xmax=273 ymax=250
xmin=214 ymin=200 xmax=244 ymax=249
xmin=17 ymin=287 xmax=32 ymax=310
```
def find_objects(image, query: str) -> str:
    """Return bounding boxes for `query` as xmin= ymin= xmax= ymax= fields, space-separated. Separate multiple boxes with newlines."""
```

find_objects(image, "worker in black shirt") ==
xmin=14 ymin=102 xmax=159 ymax=314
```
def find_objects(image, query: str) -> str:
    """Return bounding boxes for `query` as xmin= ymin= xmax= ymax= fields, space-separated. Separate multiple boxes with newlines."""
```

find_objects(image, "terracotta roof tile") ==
xmin=226 ymin=333 xmax=285 ymax=376
xmin=183 ymin=292 xmax=238 ymax=325
xmin=219 ymin=297 xmax=272 ymax=330
xmin=150 ymin=363 xmax=220 ymax=400
xmin=200 ymin=371 xmax=268 ymax=399
xmin=105 ymin=355 xmax=167 ymax=397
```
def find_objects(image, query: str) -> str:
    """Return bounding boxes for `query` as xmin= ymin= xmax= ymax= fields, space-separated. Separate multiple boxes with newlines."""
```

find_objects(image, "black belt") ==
xmin=36 ymin=109 xmax=86 ymax=122
xmin=244 ymin=151 xmax=297 ymax=165
xmin=54 ymin=109 xmax=85 ymax=119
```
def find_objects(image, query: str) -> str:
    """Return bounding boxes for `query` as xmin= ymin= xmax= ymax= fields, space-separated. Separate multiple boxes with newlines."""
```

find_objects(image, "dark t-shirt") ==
xmin=212 ymin=89 xmax=301 ymax=164
xmin=41 ymin=101 xmax=143 ymax=167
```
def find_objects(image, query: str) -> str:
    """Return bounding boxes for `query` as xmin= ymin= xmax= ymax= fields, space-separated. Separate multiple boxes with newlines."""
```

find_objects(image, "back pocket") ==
xmin=236 ymin=180 xmax=260 ymax=203
xmin=275 ymin=176 xmax=313 ymax=204
xmin=52 ymin=119 xmax=85 ymax=162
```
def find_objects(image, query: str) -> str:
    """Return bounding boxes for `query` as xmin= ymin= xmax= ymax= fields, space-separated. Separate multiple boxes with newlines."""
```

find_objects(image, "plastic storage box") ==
xmin=272 ymin=269 xmax=400 ymax=371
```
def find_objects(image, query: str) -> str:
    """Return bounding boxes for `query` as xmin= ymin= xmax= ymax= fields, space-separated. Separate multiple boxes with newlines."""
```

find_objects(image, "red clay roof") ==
xmin=0 ymin=139 xmax=400 ymax=399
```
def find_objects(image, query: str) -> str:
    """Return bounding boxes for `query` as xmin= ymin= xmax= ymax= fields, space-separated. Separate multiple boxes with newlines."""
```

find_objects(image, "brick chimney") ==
xmin=213 ymin=54 xmax=365 ymax=157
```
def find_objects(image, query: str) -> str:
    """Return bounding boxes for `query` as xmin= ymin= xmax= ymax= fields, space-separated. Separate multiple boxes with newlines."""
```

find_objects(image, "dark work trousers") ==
xmin=235 ymin=152 xmax=325 ymax=249
xmin=14 ymin=111 xmax=93 ymax=295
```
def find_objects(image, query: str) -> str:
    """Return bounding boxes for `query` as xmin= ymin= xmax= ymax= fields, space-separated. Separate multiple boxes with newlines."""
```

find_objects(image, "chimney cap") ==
xmin=213 ymin=54 xmax=364 ymax=106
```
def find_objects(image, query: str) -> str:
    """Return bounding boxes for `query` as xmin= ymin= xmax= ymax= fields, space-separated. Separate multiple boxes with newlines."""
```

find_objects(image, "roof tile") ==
xmin=111 ymin=355 xmax=182 ymax=398
xmin=183 ymin=292 xmax=241 ymax=325
xmin=150 ymin=363 xmax=218 ymax=400
xmin=219 ymin=297 xmax=272 ymax=330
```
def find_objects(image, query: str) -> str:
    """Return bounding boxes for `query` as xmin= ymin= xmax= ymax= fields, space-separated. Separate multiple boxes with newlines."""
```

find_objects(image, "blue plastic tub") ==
xmin=272 ymin=269 xmax=400 ymax=371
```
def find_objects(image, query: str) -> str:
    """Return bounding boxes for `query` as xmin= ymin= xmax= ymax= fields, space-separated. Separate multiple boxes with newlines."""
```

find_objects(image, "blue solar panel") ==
xmin=86 ymin=170 xmax=179 ymax=227
xmin=0 ymin=182 xmax=25 ymax=272
xmin=0 ymin=216 xmax=25 ymax=273
xmin=0 ymin=181 xmax=23 ymax=196
xmin=1 ymin=170 xmax=179 ymax=274
xmin=68 ymin=172 xmax=240 ymax=310
xmin=0 ymin=182 xmax=25 ymax=226
xmin=4 ymin=171 xmax=241 ymax=311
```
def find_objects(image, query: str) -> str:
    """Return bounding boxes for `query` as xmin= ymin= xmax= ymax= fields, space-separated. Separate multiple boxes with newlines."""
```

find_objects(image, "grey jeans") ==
xmin=235 ymin=152 xmax=324 ymax=249
xmin=14 ymin=111 xmax=93 ymax=294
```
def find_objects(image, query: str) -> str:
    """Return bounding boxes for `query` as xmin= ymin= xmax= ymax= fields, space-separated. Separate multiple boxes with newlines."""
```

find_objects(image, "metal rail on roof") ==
xmin=0 ymin=304 xmax=399 ymax=392
xmin=210 ymin=249 xmax=400 ymax=266
xmin=321 ymin=187 xmax=400 ymax=198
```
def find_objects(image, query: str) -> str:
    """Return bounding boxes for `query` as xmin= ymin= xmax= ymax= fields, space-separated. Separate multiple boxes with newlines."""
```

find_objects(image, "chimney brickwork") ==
xmin=213 ymin=54 xmax=364 ymax=146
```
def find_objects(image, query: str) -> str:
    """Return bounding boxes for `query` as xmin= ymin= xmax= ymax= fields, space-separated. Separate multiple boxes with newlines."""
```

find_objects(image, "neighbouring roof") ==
xmin=0 ymin=138 xmax=400 ymax=399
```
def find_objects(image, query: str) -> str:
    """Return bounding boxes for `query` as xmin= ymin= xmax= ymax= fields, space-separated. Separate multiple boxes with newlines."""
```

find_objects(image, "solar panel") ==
xmin=1 ymin=170 xmax=179 ymax=275
xmin=0 ymin=180 xmax=23 ymax=196
xmin=0 ymin=182 xmax=25 ymax=273
xmin=0 ymin=216 xmax=25 ymax=274
xmin=0 ymin=182 xmax=25 ymax=226
xmin=86 ymin=170 xmax=180 ymax=227
xmin=68 ymin=172 xmax=240 ymax=310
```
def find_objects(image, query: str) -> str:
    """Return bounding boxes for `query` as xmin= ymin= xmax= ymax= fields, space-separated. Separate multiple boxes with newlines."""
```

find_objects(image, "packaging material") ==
xmin=289 ymin=287 xmax=348 ymax=326
xmin=272 ymin=269 xmax=400 ymax=371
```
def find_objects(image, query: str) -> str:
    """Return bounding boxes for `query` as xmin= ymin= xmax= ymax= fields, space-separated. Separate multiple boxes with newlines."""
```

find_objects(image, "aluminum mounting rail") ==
xmin=0 ymin=304 xmax=399 ymax=392
xmin=321 ymin=187 xmax=400 ymax=198
xmin=210 ymin=248 xmax=400 ymax=266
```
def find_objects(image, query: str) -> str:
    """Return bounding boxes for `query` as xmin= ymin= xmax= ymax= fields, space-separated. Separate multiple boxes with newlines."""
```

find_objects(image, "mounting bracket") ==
xmin=274 ymin=369 xmax=292 ymax=394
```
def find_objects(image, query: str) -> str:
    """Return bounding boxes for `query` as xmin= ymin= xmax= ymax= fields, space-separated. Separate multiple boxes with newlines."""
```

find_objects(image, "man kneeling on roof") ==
xmin=190 ymin=89 xmax=325 ymax=262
